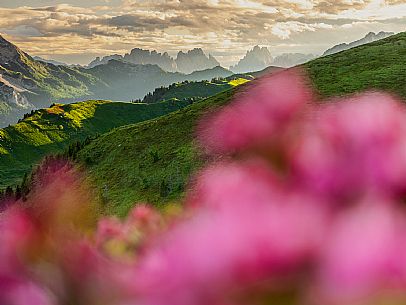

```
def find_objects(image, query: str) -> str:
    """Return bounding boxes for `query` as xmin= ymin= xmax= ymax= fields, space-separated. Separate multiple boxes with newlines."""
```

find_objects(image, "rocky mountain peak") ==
xmin=0 ymin=34 xmax=22 ymax=63
xmin=230 ymin=46 xmax=273 ymax=73
xmin=175 ymin=48 xmax=219 ymax=74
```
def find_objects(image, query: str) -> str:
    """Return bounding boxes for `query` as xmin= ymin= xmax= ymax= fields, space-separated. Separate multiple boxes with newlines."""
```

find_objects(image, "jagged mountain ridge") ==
xmin=323 ymin=31 xmax=394 ymax=56
xmin=87 ymin=47 xmax=220 ymax=74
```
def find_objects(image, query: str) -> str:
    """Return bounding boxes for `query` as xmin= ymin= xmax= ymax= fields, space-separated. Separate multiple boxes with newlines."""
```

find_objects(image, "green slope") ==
xmin=77 ymin=91 xmax=235 ymax=216
xmin=73 ymin=32 xmax=406 ymax=216
xmin=0 ymin=99 xmax=190 ymax=189
xmin=305 ymin=32 xmax=406 ymax=99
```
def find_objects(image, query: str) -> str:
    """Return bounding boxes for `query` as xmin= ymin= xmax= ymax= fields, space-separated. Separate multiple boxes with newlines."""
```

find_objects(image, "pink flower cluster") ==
xmin=2 ymin=69 xmax=406 ymax=305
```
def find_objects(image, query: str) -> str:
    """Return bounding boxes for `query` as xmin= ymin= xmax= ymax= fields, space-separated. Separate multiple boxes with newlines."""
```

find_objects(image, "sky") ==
xmin=0 ymin=0 xmax=404 ymax=67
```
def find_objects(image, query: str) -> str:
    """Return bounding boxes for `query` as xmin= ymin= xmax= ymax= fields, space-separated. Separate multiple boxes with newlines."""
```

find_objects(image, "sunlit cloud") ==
xmin=0 ymin=0 xmax=404 ymax=66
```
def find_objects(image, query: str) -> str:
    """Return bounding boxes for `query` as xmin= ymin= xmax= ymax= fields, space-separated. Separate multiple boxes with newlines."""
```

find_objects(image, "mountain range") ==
xmin=0 ymin=35 xmax=232 ymax=127
xmin=88 ymin=48 xmax=220 ymax=74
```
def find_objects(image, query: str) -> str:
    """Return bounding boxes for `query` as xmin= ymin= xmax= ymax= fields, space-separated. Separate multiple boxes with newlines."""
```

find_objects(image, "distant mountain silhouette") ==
xmin=87 ymin=47 xmax=220 ymax=74
xmin=272 ymin=53 xmax=316 ymax=68
xmin=323 ymin=31 xmax=394 ymax=56
xmin=230 ymin=46 xmax=273 ymax=73
xmin=87 ymin=54 xmax=123 ymax=68
xmin=33 ymin=56 xmax=67 ymax=66
xmin=175 ymin=48 xmax=220 ymax=74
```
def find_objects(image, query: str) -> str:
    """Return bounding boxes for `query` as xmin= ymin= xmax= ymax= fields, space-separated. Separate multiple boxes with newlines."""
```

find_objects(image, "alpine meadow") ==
xmin=0 ymin=2 xmax=406 ymax=305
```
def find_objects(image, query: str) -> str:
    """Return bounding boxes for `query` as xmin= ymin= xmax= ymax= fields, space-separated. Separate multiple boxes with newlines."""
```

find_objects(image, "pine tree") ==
xmin=15 ymin=185 xmax=22 ymax=200
xmin=5 ymin=186 xmax=14 ymax=198
xmin=20 ymin=172 xmax=30 ymax=201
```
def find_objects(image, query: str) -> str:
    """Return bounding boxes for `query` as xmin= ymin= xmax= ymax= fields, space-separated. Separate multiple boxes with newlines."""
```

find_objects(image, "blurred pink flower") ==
xmin=3 ymin=71 xmax=406 ymax=305
xmin=290 ymin=92 xmax=406 ymax=202
xmin=312 ymin=200 xmax=406 ymax=305
xmin=133 ymin=161 xmax=328 ymax=305
xmin=187 ymin=159 xmax=281 ymax=211
xmin=0 ymin=208 xmax=54 ymax=305
xmin=0 ymin=281 xmax=54 ymax=305
xmin=198 ymin=69 xmax=313 ymax=154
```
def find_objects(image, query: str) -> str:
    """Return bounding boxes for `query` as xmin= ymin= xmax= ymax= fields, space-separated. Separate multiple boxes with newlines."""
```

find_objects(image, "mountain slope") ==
xmin=74 ymin=32 xmax=406 ymax=216
xmin=175 ymin=48 xmax=220 ymax=74
xmin=307 ymin=32 xmax=406 ymax=98
xmin=77 ymin=90 xmax=236 ymax=215
xmin=0 ymin=99 xmax=191 ymax=189
xmin=0 ymin=34 xmax=106 ymax=126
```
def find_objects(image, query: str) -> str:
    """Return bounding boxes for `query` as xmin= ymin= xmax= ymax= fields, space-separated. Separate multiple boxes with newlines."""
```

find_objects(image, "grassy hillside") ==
xmin=0 ymin=99 xmax=190 ymax=189
xmin=305 ymin=32 xmax=406 ymax=99
xmin=74 ymin=32 xmax=406 ymax=216
xmin=77 ymin=91 xmax=235 ymax=216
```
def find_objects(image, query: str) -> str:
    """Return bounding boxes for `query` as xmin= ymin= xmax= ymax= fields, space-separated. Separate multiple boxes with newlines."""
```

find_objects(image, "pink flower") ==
xmin=0 ymin=207 xmax=38 ymax=276
xmin=0 ymin=208 xmax=54 ymax=305
xmin=0 ymin=281 xmax=54 ymax=305
xmin=133 ymin=162 xmax=328 ymax=305
xmin=198 ymin=69 xmax=313 ymax=154
xmin=187 ymin=159 xmax=282 ymax=211
xmin=290 ymin=92 xmax=406 ymax=201
xmin=95 ymin=216 xmax=125 ymax=247
xmin=311 ymin=200 xmax=406 ymax=305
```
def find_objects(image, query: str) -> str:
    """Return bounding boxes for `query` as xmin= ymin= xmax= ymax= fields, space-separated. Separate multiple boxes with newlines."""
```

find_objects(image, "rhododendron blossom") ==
xmin=2 ymin=70 xmax=406 ymax=305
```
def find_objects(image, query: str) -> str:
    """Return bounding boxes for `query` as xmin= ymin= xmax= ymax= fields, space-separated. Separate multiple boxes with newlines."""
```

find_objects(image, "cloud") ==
xmin=0 ymin=0 xmax=404 ymax=65
xmin=270 ymin=21 xmax=333 ymax=39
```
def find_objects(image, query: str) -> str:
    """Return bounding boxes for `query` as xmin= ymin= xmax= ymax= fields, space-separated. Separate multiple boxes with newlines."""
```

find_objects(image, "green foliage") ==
xmin=141 ymin=77 xmax=250 ymax=104
xmin=76 ymin=91 xmax=235 ymax=216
